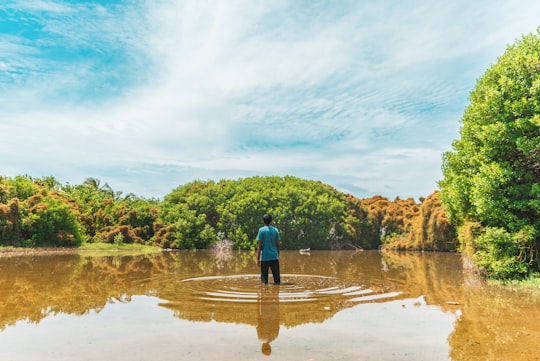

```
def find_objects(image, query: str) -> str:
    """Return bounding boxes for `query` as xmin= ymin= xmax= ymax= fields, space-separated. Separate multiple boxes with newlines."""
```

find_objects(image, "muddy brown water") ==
xmin=0 ymin=250 xmax=538 ymax=360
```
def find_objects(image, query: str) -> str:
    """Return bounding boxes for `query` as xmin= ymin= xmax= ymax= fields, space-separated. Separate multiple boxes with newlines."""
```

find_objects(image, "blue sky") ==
xmin=1 ymin=0 xmax=540 ymax=200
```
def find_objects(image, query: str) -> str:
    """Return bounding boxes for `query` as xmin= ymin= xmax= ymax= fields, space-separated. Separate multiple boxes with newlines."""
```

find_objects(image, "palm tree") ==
xmin=83 ymin=177 xmax=116 ymax=198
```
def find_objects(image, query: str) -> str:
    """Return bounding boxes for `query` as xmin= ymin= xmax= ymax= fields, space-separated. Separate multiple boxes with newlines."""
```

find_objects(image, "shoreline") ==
xmin=0 ymin=244 xmax=161 ymax=257
xmin=0 ymin=247 xmax=87 ymax=257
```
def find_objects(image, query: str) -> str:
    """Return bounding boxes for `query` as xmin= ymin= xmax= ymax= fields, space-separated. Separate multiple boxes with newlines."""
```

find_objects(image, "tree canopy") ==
xmin=439 ymin=29 xmax=540 ymax=278
xmin=156 ymin=176 xmax=355 ymax=250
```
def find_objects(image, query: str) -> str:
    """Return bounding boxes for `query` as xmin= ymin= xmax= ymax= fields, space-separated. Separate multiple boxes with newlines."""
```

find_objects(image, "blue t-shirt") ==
xmin=257 ymin=225 xmax=281 ymax=261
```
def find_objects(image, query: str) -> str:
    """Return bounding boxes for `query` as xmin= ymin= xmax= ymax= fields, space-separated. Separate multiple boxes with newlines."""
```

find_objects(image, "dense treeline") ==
xmin=0 ymin=175 xmax=454 ymax=251
xmin=439 ymin=29 xmax=540 ymax=279
xmin=0 ymin=176 xmax=159 ymax=247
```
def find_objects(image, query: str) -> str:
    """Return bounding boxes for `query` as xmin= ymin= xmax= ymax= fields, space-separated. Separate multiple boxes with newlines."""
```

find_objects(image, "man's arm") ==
xmin=256 ymin=241 xmax=262 ymax=266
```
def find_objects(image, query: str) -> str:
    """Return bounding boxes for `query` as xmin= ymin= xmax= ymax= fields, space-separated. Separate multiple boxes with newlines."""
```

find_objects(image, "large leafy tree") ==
xmin=158 ymin=176 xmax=355 ymax=250
xmin=0 ymin=175 xmax=82 ymax=247
xmin=439 ymin=29 xmax=540 ymax=278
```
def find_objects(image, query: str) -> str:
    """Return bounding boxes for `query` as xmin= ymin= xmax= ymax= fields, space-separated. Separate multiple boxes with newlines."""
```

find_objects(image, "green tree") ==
xmin=158 ymin=180 xmax=221 ymax=249
xmin=158 ymin=176 xmax=355 ymax=250
xmin=439 ymin=29 xmax=540 ymax=278
xmin=21 ymin=195 xmax=82 ymax=247
xmin=0 ymin=176 xmax=83 ymax=247
xmin=63 ymin=180 xmax=158 ymax=244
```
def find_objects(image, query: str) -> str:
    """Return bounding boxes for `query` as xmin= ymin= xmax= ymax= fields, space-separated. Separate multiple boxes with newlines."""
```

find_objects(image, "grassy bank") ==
xmin=79 ymin=242 xmax=162 ymax=256
xmin=0 ymin=243 xmax=162 ymax=257
xmin=80 ymin=242 xmax=160 ymax=252
xmin=494 ymin=274 xmax=540 ymax=289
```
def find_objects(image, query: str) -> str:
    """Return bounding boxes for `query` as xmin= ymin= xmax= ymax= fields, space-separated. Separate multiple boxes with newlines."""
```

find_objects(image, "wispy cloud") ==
xmin=0 ymin=0 xmax=149 ymax=106
xmin=1 ymin=0 xmax=540 ymax=199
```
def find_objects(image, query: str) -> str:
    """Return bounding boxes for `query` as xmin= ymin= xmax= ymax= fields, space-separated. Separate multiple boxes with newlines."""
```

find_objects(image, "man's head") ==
xmin=261 ymin=341 xmax=272 ymax=355
xmin=262 ymin=214 xmax=272 ymax=225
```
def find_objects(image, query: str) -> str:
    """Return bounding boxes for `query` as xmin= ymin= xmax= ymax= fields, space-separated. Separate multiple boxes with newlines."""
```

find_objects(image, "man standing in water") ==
xmin=256 ymin=214 xmax=281 ymax=285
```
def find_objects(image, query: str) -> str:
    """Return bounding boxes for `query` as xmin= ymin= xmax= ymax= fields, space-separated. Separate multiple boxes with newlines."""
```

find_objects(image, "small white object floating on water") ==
xmin=299 ymin=248 xmax=310 ymax=254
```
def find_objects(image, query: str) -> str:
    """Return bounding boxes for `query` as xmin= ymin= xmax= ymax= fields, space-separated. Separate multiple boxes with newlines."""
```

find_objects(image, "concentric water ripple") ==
xmin=181 ymin=273 xmax=401 ymax=304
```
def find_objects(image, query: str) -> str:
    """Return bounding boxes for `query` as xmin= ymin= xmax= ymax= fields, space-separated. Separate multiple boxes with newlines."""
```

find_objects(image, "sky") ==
xmin=1 ymin=0 xmax=540 ymax=200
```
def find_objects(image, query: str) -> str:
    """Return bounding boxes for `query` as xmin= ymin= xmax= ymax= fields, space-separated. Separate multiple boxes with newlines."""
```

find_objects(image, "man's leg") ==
xmin=260 ymin=261 xmax=269 ymax=284
xmin=269 ymin=260 xmax=280 ymax=284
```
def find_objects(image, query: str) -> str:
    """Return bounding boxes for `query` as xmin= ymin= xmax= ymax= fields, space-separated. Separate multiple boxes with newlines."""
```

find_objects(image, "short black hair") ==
xmin=262 ymin=214 xmax=272 ymax=224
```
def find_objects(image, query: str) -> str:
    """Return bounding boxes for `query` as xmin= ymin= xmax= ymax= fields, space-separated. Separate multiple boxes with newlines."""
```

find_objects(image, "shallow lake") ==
xmin=0 ymin=250 xmax=538 ymax=361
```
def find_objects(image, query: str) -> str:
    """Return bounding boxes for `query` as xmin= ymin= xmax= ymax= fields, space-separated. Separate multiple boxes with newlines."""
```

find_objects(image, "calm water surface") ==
xmin=0 ymin=250 xmax=538 ymax=361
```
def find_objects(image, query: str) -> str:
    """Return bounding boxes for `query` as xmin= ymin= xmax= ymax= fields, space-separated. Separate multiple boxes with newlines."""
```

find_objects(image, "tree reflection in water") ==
xmin=0 ymin=250 xmax=538 ymax=360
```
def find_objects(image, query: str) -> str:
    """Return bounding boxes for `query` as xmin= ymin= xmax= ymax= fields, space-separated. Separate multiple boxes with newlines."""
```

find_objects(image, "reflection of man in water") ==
xmin=257 ymin=285 xmax=280 ymax=356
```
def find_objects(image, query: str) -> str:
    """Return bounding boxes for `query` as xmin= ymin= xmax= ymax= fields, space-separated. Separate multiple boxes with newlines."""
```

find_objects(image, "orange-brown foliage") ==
xmin=355 ymin=191 xmax=457 ymax=251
